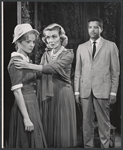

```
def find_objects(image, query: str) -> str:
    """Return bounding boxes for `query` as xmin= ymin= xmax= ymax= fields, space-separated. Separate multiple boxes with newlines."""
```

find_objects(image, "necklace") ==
xmin=50 ymin=46 xmax=64 ymax=60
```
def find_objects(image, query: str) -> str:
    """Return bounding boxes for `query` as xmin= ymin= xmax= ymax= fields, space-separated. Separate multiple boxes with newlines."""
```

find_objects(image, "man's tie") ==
xmin=92 ymin=41 xmax=96 ymax=59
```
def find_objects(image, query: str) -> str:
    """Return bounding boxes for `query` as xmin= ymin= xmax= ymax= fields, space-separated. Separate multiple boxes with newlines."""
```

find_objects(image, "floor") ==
xmin=75 ymin=104 xmax=121 ymax=148
xmin=4 ymin=104 xmax=121 ymax=148
xmin=76 ymin=129 xmax=121 ymax=148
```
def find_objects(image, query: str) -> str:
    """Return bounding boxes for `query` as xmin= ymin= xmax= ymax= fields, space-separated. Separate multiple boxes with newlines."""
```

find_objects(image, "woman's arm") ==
xmin=14 ymin=58 xmax=43 ymax=71
xmin=14 ymin=49 xmax=74 ymax=75
xmin=28 ymin=63 xmax=43 ymax=71
xmin=13 ymin=88 xmax=34 ymax=131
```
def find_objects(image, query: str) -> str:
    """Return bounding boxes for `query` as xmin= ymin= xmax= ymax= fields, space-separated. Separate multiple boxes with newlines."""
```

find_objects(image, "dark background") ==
xmin=3 ymin=1 xmax=122 ymax=147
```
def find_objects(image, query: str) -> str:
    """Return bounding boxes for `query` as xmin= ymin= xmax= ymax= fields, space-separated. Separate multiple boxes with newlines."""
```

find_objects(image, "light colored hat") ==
xmin=12 ymin=23 xmax=39 ymax=43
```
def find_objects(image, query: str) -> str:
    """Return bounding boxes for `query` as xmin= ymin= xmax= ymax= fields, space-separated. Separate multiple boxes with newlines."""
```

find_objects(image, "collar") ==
xmin=11 ymin=52 xmax=29 ymax=62
xmin=45 ymin=45 xmax=66 ymax=52
xmin=90 ymin=36 xmax=102 ymax=45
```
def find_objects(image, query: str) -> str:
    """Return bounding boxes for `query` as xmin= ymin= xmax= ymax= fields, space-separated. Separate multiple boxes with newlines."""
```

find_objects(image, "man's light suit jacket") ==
xmin=74 ymin=37 xmax=120 ymax=99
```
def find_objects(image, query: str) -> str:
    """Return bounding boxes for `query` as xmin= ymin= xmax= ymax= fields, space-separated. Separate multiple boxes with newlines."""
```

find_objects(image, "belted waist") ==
xmin=22 ymin=84 xmax=36 ymax=95
xmin=54 ymin=78 xmax=71 ymax=88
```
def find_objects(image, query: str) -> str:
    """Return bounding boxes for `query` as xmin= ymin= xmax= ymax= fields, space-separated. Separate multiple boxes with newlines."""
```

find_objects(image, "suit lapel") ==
xmin=94 ymin=37 xmax=104 ymax=58
xmin=87 ymin=40 xmax=92 ymax=59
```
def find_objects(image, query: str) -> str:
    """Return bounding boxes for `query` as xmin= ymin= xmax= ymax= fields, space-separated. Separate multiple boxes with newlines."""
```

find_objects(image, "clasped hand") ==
xmin=75 ymin=95 xmax=81 ymax=105
xmin=24 ymin=118 xmax=34 ymax=132
xmin=109 ymin=95 xmax=116 ymax=104
xmin=13 ymin=58 xmax=28 ymax=69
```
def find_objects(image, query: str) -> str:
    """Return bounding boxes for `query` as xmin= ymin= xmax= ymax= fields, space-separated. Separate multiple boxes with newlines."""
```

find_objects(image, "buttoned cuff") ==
xmin=75 ymin=92 xmax=80 ymax=95
xmin=110 ymin=92 xmax=116 ymax=96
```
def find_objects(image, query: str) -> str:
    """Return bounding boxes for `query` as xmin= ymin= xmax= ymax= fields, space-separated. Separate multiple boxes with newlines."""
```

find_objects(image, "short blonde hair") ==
xmin=42 ymin=23 xmax=68 ymax=47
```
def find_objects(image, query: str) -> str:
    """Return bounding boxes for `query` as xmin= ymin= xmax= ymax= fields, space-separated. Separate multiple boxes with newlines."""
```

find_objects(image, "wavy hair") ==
xmin=42 ymin=23 xmax=68 ymax=47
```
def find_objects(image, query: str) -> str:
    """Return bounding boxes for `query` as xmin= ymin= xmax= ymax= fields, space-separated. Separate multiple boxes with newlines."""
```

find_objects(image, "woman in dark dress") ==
xmin=8 ymin=23 xmax=47 ymax=148
xmin=14 ymin=23 xmax=77 ymax=148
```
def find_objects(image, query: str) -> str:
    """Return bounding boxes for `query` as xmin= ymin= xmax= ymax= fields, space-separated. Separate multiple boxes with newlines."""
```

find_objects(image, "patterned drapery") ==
xmin=21 ymin=2 xmax=121 ymax=63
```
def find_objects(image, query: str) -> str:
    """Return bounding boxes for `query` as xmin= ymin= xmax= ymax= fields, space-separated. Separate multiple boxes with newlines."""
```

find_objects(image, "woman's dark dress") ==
xmin=8 ymin=52 xmax=47 ymax=148
xmin=37 ymin=48 xmax=77 ymax=148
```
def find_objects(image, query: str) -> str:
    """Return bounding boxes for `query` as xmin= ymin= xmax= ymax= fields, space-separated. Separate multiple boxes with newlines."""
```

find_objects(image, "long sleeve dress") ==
xmin=37 ymin=47 xmax=77 ymax=148
xmin=8 ymin=52 xmax=47 ymax=148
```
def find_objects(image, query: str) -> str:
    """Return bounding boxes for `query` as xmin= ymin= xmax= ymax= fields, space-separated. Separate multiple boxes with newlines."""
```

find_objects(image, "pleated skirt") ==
xmin=9 ymin=92 xmax=47 ymax=148
xmin=42 ymin=80 xmax=77 ymax=148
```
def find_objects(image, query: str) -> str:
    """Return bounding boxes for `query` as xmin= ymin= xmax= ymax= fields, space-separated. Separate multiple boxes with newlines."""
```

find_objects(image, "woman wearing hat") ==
xmin=14 ymin=23 xmax=77 ymax=148
xmin=8 ymin=23 xmax=47 ymax=148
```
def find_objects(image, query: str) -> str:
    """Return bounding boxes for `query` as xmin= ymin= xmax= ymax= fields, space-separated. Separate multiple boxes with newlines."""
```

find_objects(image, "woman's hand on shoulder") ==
xmin=13 ymin=58 xmax=29 ymax=69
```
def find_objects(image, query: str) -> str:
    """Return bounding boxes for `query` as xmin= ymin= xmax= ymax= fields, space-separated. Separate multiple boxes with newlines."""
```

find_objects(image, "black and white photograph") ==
xmin=2 ymin=1 xmax=122 ymax=148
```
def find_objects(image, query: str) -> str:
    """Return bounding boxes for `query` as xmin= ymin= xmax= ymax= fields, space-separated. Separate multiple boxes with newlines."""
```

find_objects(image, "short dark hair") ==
xmin=88 ymin=17 xmax=103 ymax=29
